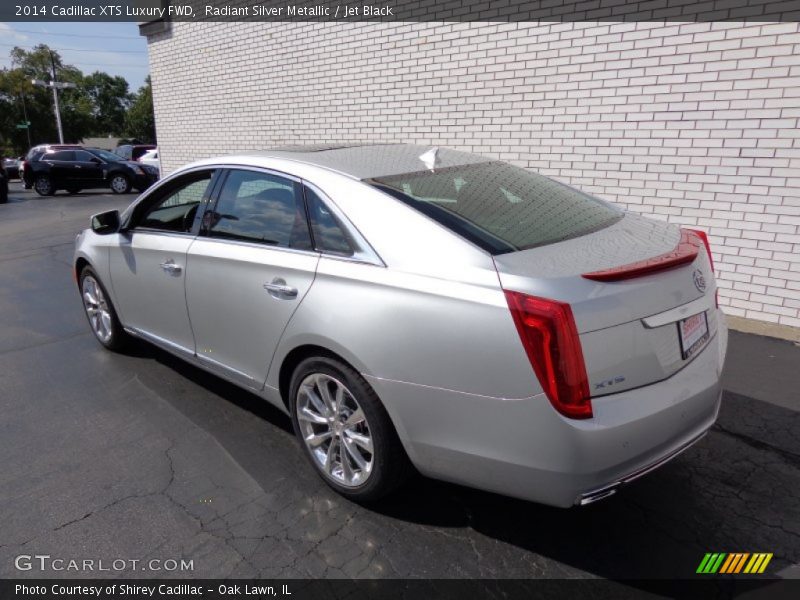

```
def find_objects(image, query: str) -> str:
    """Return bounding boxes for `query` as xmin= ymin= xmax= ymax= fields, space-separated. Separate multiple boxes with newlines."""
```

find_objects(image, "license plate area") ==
xmin=678 ymin=311 xmax=709 ymax=360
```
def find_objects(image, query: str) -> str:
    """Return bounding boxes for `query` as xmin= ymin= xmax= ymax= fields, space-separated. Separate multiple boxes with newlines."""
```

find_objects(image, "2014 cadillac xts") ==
xmin=74 ymin=144 xmax=727 ymax=507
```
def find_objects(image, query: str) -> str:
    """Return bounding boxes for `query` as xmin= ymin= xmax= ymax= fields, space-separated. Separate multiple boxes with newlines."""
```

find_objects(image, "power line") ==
xmin=1 ymin=59 xmax=148 ymax=70
xmin=0 ymin=42 xmax=146 ymax=54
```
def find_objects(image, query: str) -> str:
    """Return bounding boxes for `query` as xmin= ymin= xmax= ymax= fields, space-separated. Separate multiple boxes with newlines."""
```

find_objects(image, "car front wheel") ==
xmin=289 ymin=356 xmax=411 ymax=502
xmin=109 ymin=174 xmax=131 ymax=194
xmin=34 ymin=175 xmax=55 ymax=196
xmin=80 ymin=267 xmax=129 ymax=351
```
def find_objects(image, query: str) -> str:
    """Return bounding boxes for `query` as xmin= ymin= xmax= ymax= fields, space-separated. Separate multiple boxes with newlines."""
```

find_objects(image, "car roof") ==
xmin=229 ymin=144 xmax=491 ymax=180
xmin=33 ymin=144 xmax=81 ymax=149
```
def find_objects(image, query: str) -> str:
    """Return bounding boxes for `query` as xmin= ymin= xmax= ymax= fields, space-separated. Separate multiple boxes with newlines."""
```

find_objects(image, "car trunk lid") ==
xmin=494 ymin=213 xmax=718 ymax=396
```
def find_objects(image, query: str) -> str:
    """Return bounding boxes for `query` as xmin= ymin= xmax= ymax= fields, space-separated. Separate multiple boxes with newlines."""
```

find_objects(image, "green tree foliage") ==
xmin=84 ymin=71 xmax=132 ymax=136
xmin=1 ymin=45 xmax=152 ymax=155
xmin=123 ymin=76 xmax=156 ymax=144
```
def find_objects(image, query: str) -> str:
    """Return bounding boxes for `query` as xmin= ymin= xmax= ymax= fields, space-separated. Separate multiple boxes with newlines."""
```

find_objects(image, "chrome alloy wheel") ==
xmin=82 ymin=275 xmax=113 ymax=343
xmin=296 ymin=373 xmax=374 ymax=487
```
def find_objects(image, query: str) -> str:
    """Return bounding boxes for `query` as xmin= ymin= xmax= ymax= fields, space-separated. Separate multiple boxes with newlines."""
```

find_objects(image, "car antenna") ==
xmin=419 ymin=147 xmax=439 ymax=171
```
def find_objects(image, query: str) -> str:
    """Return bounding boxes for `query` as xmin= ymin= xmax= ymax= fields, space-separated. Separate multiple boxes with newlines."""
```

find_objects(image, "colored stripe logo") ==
xmin=697 ymin=553 xmax=773 ymax=574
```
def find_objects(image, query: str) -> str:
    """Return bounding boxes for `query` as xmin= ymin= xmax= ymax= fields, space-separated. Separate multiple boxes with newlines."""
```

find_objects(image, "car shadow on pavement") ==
xmin=123 ymin=339 xmax=798 ymax=585
xmin=122 ymin=338 xmax=294 ymax=436
xmin=371 ymin=390 xmax=799 ymax=586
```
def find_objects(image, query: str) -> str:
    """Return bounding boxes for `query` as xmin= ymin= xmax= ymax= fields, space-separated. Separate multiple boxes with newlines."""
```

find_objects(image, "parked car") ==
xmin=114 ymin=144 xmax=157 ymax=162
xmin=137 ymin=148 xmax=161 ymax=177
xmin=21 ymin=144 xmax=83 ymax=189
xmin=74 ymin=144 xmax=727 ymax=507
xmin=3 ymin=156 xmax=21 ymax=179
xmin=0 ymin=158 xmax=7 ymax=204
xmin=28 ymin=147 xmax=159 ymax=196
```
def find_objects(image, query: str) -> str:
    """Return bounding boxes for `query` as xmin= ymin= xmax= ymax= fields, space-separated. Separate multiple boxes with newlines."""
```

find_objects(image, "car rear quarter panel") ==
xmin=268 ymin=255 xmax=538 ymax=400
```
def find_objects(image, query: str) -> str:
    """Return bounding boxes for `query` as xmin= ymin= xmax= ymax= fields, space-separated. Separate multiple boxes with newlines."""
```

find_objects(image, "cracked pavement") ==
xmin=0 ymin=182 xmax=798 ymax=583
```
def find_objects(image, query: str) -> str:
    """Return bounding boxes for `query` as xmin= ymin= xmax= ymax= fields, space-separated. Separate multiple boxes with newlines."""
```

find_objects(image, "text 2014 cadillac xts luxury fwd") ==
xmin=74 ymin=145 xmax=727 ymax=507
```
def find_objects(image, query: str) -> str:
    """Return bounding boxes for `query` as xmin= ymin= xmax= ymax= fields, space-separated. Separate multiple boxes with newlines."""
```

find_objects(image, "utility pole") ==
xmin=31 ymin=51 xmax=76 ymax=144
xmin=19 ymin=89 xmax=32 ymax=148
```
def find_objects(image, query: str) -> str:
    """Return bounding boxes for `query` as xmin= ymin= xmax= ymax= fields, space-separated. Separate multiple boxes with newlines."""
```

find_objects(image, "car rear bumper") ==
xmin=366 ymin=310 xmax=727 ymax=508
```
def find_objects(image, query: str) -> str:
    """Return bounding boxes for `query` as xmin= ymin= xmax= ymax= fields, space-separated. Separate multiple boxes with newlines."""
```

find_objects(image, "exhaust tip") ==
xmin=577 ymin=485 xmax=618 ymax=506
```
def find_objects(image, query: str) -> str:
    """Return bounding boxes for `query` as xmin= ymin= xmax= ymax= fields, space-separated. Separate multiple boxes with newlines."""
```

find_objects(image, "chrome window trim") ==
xmin=193 ymin=235 xmax=321 ymax=259
xmin=127 ymin=228 xmax=196 ymax=239
xmin=302 ymin=180 xmax=385 ymax=268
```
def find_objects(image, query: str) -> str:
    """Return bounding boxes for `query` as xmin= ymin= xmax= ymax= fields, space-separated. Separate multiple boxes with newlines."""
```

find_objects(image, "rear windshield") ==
xmin=369 ymin=161 xmax=623 ymax=255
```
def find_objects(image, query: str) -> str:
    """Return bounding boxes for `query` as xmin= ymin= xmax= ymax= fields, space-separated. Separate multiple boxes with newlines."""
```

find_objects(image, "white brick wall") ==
xmin=146 ymin=21 xmax=800 ymax=327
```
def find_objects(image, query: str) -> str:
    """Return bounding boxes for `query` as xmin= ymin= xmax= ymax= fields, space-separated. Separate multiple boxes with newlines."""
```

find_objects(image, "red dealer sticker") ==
xmin=678 ymin=312 xmax=710 ymax=360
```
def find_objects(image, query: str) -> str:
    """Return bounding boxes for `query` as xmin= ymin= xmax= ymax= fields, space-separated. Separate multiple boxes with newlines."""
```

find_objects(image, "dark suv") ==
xmin=26 ymin=147 xmax=159 ymax=196
xmin=21 ymin=144 xmax=83 ymax=189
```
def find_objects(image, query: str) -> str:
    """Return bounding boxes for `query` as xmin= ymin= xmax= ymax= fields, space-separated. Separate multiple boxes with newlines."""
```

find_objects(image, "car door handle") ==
xmin=159 ymin=260 xmax=182 ymax=274
xmin=263 ymin=279 xmax=298 ymax=298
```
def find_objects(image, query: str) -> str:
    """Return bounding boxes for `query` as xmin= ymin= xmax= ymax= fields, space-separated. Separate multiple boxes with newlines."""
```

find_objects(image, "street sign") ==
xmin=16 ymin=122 xmax=30 ymax=129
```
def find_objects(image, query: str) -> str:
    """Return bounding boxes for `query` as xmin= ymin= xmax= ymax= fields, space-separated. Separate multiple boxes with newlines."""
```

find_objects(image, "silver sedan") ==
xmin=74 ymin=144 xmax=727 ymax=507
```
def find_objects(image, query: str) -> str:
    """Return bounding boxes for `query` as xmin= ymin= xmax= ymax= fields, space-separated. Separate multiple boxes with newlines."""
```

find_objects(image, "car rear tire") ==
xmin=110 ymin=174 xmax=131 ymax=194
xmin=289 ymin=356 xmax=412 ymax=502
xmin=34 ymin=175 xmax=55 ymax=196
xmin=79 ymin=267 xmax=129 ymax=351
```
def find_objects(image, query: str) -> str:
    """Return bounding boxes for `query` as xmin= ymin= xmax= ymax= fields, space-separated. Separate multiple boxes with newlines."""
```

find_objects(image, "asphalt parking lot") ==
xmin=0 ymin=180 xmax=798 ymax=584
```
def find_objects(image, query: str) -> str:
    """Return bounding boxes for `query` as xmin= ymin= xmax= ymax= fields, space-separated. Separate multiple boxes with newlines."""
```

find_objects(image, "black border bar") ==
xmin=2 ymin=0 xmax=800 ymax=23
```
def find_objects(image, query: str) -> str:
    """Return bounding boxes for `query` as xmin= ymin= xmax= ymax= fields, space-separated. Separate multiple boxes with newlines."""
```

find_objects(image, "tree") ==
xmin=0 ymin=45 xmax=141 ymax=154
xmin=83 ymin=72 xmax=131 ymax=136
xmin=123 ymin=76 xmax=156 ymax=144
xmin=0 ymin=47 xmax=64 ymax=150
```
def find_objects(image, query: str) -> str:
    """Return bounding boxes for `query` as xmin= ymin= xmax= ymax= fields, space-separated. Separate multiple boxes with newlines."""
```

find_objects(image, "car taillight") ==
xmin=504 ymin=291 xmax=592 ymax=419
xmin=688 ymin=228 xmax=714 ymax=273
xmin=687 ymin=228 xmax=719 ymax=307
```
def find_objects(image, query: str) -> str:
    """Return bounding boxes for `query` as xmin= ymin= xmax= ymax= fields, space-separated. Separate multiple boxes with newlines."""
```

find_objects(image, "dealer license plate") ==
xmin=678 ymin=312 xmax=709 ymax=360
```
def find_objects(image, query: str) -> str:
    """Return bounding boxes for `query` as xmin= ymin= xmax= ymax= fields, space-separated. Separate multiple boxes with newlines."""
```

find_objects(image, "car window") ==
xmin=304 ymin=186 xmax=354 ymax=256
xmin=74 ymin=150 xmax=97 ymax=162
xmin=46 ymin=151 xmax=76 ymax=161
xmin=369 ymin=161 xmax=624 ymax=255
xmin=136 ymin=172 xmax=214 ymax=233
xmin=89 ymin=149 xmax=121 ymax=162
xmin=205 ymin=170 xmax=312 ymax=250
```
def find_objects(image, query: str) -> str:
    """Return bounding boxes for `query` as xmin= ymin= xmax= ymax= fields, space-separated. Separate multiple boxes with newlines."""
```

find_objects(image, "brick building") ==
xmin=141 ymin=20 xmax=800 ymax=331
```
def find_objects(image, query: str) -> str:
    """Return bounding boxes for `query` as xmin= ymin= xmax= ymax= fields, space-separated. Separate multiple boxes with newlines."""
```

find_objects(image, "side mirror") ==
xmin=90 ymin=157 xmax=102 ymax=164
xmin=91 ymin=210 xmax=121 ymax=235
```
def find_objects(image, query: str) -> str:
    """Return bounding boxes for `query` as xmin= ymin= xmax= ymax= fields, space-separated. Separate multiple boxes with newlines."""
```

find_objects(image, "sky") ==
xmin=0 ymin=22 xmax=149 ymax=91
